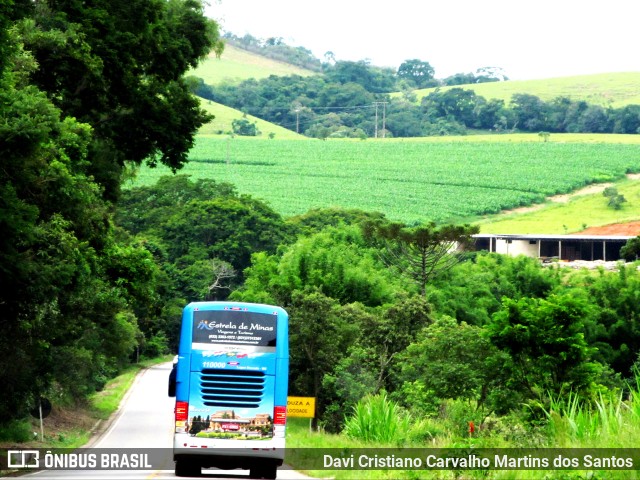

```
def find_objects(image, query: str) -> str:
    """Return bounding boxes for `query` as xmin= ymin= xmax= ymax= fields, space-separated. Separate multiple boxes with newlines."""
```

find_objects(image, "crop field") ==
xmin=130 ymin=136 xmax=640 ymax=224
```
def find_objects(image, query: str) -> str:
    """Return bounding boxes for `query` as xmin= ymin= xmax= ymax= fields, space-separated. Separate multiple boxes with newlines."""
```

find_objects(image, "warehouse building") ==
xmin=473 ymin=234 xmax=634 ymax=262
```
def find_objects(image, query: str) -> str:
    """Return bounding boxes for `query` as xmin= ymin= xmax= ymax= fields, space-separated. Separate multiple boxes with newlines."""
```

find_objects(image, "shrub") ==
xmin=0 ymin=418 xmax=33 ymax=443
xmin=342 ymin=391 xmax=410 ymax=444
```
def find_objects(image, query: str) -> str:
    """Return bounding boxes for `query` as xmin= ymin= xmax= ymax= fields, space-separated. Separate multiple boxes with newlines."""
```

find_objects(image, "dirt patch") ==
xmin=577 ymin=221 xmax=640 ymax=236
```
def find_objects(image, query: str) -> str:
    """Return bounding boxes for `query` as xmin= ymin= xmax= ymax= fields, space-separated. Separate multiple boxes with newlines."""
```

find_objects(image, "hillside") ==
xmin=477 ymin=173 xmax=640 ymax=235
xmin=197 ymin=98 xmax=304 ymax=139
xmin=190 ymin=43 xmax=317 ymax=85
xmin=407 ymin=72 xmax=640 ymax=108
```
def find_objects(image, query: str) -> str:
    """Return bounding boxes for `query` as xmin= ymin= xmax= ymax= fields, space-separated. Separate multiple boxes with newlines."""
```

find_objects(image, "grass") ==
xmin=477 ymin=175 xmax=640 ymax=233
xmin=342 ymin=392 xmax=411 ymax=444
xmin=197 ymin=98 xmax=305 ymax=139
xmin=405 ymin=72 xmax=640 ymax=108
xmin=285 ymin=376 xmax=640 ymax=480
xmin=189 ymin=43 xmax=315 ymax=85
xmin=89 ymin=362 xmax=151 ymax=420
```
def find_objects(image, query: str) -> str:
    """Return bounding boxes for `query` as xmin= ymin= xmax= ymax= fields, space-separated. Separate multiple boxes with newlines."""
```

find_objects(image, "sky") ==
xmin=206 ymin=0 xmax=640 ymax=81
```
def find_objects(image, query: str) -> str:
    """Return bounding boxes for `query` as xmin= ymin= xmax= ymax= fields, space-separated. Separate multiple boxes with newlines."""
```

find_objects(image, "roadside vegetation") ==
xmin=285 ymin=374 xmax=640 ymax=479
xmin=0 ymin=357 xmax=170 ymax=450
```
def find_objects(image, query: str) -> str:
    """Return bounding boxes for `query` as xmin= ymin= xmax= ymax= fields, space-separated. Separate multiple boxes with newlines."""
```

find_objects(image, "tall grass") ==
xmin=543 ymin=375 xmax=640 ymax=447
xmin=343 ymin=392 xmax=410 ymax=444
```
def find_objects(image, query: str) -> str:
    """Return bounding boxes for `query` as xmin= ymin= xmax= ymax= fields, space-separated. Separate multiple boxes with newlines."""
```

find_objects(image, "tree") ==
xmin=21 ymin=0 xmax=223 ymax=198
xmin=232 ymin=225 xmax=402 ymax=307
xmin=422 ymin=88 xmax=479 ymax=127
xmin=474 ymin=66 xmax=508 ymax=83
xmin=359 ymin=296 xmax=433 ymax=391
xmin=621 ymin=236 xmax=640 ymax=262
xmin=287 ymin=290 xmax=360 ymax=429
xmin=485 ymin=294 xmax=600 ymax=401
xmin=397 ymin=59 xmax=436 ymax=89
xmin=612 ymin=105 xmax=640 ymax=134
xmin=602 ymin=186 xmax=626 ymax=210
xmin=510 ymin=93 xmax=547 ymax=131
xmin=1 ymin=19 xmax=156 ymax=418
xmin=363 ymin=221 xmax=479 ymax=296
xmin=232 ymin=117 xmax=260 ymax=136
xmin=398 ymin=317 xmax=508 ymax=410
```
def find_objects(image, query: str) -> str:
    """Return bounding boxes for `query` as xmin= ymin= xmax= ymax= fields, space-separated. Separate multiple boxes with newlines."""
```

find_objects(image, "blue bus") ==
xmin=170 ymin=302 xmax=289 ymax=478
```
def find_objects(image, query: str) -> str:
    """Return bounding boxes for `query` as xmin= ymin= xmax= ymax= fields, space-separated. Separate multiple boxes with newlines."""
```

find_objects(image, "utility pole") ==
xmin=382 ymin=101 xmax=387 ymax=138
xmin=374 ymin=102 xmax=379 ymax=138
xmin=295 ymin=107 xmax=300 ymax=134
xmin=373 ymin=102 xmax=388 ymax=138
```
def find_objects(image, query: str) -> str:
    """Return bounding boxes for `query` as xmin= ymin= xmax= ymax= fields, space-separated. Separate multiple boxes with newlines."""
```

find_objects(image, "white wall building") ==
xmin=473 ymin=234 xmax=634 ymax=262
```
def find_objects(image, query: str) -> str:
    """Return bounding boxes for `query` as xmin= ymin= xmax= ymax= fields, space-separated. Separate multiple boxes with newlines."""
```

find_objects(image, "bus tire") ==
xmin=249 ymin=461 xmax=278 ymax=479
xmin=175 ymin=459 xmax=200 ymax=477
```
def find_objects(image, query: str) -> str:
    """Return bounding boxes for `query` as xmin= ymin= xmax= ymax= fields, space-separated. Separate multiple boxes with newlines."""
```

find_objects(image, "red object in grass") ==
xmin=468 ymin=421 xmax=475 ymax=434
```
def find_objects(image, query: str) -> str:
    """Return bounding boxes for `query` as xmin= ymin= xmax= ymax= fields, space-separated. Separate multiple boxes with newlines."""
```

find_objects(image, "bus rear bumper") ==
xmin=173 ymin=434 xmax=285 ymax=465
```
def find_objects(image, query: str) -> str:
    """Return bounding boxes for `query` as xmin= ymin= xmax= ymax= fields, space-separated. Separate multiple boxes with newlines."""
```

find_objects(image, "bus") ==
xmin=170 ymin=301 xmax=289 ymax=478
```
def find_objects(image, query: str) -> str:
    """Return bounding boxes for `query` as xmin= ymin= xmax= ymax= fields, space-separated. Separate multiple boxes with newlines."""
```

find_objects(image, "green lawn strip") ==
xmin=89 ymin=356 xmax=172 ymax=420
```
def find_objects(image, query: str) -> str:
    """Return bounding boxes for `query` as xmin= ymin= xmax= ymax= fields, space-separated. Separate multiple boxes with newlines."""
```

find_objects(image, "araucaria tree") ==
xmin=363 ymin=221 xmax=479 ymax=296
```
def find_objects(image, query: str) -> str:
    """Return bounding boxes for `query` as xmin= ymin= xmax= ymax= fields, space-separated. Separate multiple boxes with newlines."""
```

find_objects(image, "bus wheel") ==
xmin=175 ymin=460 xmax=200 ymax=477
xmin=249 ymin=461 xmax=278 ymax=479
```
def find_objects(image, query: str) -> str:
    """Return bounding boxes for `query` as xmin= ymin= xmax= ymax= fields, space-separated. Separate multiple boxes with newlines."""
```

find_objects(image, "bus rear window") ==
xmin=192 ymin=310 xmax=277 ymax=348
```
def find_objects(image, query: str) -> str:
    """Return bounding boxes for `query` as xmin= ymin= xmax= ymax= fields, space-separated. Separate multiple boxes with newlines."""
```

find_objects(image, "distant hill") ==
xmin=408 ymin=72 xmax=640 ymax=108
xmin=190 ymin=43 xmax=317 ymax=85
xmin=197 ymin=98 xmax=304 ymax=139
xmin=189 ymin=40 xmax=640 ymax=138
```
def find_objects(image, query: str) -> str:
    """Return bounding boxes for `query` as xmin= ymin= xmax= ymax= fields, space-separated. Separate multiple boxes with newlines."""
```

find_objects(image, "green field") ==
xmin=407 ymin=72 xmax=640 ymax=108
xmin=190 ymin=43 xmax=316 ymax=85
xmin=129 ymin=135 xmax=640 ymax=226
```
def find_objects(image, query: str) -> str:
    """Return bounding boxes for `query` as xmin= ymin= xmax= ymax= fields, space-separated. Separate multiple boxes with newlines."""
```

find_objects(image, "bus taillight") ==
xmin=175 ymin=401 xmax=189 ymax=433
xmin=273 ymin=405 xmax=287 ymax=425
xmin=175 ymin=401 xmax=188 ymax=422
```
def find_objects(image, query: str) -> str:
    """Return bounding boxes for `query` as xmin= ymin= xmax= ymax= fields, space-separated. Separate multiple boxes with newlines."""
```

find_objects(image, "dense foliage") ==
xmin=0 ymin=0 xmax=220 ymax=421
xmin=194 ymin=62 xmax=640 ymax=138
xmin=223 ymin=218 xmax=640 ymax=431
xmin=115 ymin=175 xmax=295 ymax=350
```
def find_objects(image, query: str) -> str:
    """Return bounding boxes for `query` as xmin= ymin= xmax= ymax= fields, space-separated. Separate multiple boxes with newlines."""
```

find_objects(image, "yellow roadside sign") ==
xmin=287 ymin=396 xmax=316 ymax=418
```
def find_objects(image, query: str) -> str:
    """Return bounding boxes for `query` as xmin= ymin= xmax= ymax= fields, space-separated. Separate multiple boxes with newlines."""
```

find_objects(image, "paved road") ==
xmin=24 ymin=362 xmax=311 ymax=480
